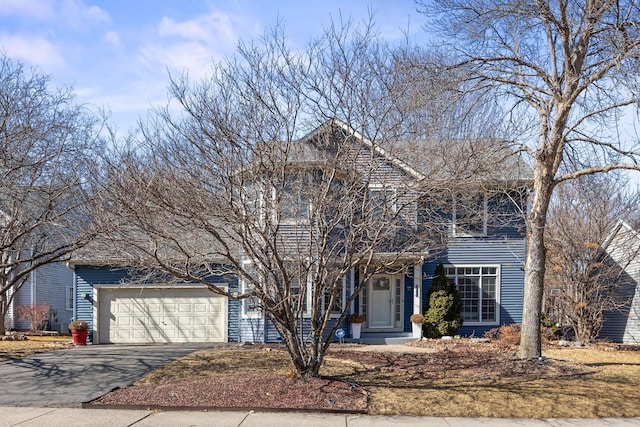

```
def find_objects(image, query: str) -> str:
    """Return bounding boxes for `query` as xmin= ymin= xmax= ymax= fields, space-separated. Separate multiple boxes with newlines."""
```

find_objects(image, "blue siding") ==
xmin=239 ymin=318 xmax=265 ymax=342
xmin=423 ymin=237 xmax=526 ymax=337
xmin=74 ymin=265 xmax=238 ymax=342
xmin=403 ymin=273 xmax=414 ymax=332
xmin=74 ymin=266 xmax=130 ymax=337
xmin=227 ymin=278 xmax=241 ymax=342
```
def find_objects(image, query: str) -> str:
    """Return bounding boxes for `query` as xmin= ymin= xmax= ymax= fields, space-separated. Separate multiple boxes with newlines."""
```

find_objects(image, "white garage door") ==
xmin=98 ymin=287 xmax=227 ymax=344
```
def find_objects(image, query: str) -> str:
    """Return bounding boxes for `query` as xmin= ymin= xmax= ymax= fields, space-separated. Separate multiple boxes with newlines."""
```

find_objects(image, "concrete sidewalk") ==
xmin=2 ymin=407 xmax=640 ymax=427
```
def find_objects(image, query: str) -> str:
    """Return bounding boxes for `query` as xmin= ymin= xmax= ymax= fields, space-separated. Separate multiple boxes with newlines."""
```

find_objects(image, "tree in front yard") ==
xmin=418 ymin=0 xmax=640 ymax=358
xmin=0 ymin=56 xmax=105 ymax=335
xmin=424 ymin=262 xmax=463 ymax=338
xmin=93 ymin=20 xmax=514 ymax=377
xmin=544 ymin=174 xmax=639 ymax=343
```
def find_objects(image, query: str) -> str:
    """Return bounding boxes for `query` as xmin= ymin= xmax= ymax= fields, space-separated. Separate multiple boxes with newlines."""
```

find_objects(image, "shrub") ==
xmin=540 ymin=313 xmax=561 ymax=341
xmin=484 ymin=324 xmax=521 ymax=349
xmin=424 ymin=263 xmax=463 ymax=338
xmin=16 ymin=304 xmax=50 ymax=333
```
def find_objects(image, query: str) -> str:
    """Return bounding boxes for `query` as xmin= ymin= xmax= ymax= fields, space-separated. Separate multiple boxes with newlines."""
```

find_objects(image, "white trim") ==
xmin=365 ymin=272 xmax=404 ymax=331
xmin=413 ymin=263 xmax=422 ymax=315
xmin=240 ymin=261 xmax=262 ymax=319
xmin=349 ymin=267 xmax=355 ymax=314
xmin=65 ymin=286 xmax=73 ymax=311
xmin=445 ymin=264 xmax=501 ymax=326
xmin=299 ymin=118 xmax=426 ymax=180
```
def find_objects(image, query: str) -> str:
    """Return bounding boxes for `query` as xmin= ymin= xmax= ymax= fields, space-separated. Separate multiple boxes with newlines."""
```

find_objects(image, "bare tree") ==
xmin=93 ymin=21 xmax=521 ymax=377
xmin=418 ymin=0 xmax=640 ymax=358
xmin=544 ymin=174 xmax=638 ymax=342
xmin=0 ymin=56 xmax=104 ymax=334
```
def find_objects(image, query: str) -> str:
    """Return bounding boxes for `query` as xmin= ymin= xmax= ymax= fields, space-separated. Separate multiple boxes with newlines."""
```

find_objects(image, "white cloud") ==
xmin=104 ymin=30 xmax=121 ymax=46
xmin=0 ymin=0 xmax=55 ymax=20
xmin=0 ymin=0 xmax=110 ymax=29
xmin=57 ymin=0 xmax=111 ymax=30
xmin=158 ymin=11 xmax=237 ymax=45
xmin=139 ymin=41 xmax=215 ymax=81
xmin=136 ymin=9 xmax=251 ymax=82
xmin=0 ymin=35 xmax=66 ymax=69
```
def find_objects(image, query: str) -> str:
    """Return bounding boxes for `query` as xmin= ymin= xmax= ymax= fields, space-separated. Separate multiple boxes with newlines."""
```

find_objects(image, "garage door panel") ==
xmin=98 ymin=288 xmax=227 ymax=344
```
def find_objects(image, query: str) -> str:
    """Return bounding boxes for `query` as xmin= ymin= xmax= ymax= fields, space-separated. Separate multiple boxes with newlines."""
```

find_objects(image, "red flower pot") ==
xmin=71 ymin=330 xmax=88 ymax=346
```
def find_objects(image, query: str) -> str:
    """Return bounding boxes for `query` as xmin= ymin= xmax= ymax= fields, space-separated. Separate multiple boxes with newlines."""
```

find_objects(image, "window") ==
xmin=369 ymin=186 xmax=396 ymax=219
xmin=453 ymin=193 xmax=487 ymax=236
xmin=277 ymin=171 xmax=315 ymax=224
xmin=66 ymin=286 xmax=73 ymax=311
xmin=280 ymin=183 xmax=309 ymax=223
xmin=290 ymin=276 xmax=310 ymax=316
xmin=445 ymin=265 xmax=499 ymax=324
xmin=323 ymin=280 xmax=345 ymax=316
xmin=241 ymin=265 xmax=262 ymax=319
xmin=241 ymin=183 xmax=263 ymax=218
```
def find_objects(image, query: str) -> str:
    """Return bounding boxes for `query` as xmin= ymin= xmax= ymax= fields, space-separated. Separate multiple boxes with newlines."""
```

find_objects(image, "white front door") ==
xmin=368 ymin=275 xmax=394 ymax=328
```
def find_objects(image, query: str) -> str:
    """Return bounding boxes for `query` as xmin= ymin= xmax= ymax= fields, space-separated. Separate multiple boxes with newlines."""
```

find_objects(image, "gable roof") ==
xmin=602 ymin=219 xmax=640 ymax=254
xmin=300 ymin=118 xmax=532 ymax=187
xmin=300 ymin=118 xmax=426 ymax=180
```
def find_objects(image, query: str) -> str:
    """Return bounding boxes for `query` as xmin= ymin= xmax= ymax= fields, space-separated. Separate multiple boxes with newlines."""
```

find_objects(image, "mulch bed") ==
xmin=90 ymin=372 xmax=367 ymax=413
xmin=89 ymin=341 xmax=593 ymax=413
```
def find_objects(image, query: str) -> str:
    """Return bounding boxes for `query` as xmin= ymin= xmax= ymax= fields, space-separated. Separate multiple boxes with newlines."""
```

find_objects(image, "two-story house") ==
xmin=69 ymin=119 xmax=530 ymax=344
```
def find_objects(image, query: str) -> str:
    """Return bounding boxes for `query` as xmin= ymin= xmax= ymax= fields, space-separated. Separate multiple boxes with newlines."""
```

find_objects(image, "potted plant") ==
xmin=349 ymin=313 xmax=366 ymax=339
xmin=410 ymin=313 xmax=425 ymax=339
xmin=69 ymin=320 xmax=89 ymax=346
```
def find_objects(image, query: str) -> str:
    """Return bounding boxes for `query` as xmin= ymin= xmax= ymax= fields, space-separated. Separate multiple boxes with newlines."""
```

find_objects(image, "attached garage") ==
xmin=97 ymin=286 xmax=227 ymax=344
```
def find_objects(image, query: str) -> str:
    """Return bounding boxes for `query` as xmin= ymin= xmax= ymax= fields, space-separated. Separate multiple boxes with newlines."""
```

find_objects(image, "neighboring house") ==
xmin=69 ymin=119 xmax=531 ymax=344
xmin=6 ymin=262 xmax=74 ymax=333
xmin=599 ymin=220 xmax=640 ymax=344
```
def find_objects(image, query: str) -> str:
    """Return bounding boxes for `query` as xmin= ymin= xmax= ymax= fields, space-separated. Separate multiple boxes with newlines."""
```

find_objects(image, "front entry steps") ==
xmin=343 ymin=332 xmax=415 ymax=345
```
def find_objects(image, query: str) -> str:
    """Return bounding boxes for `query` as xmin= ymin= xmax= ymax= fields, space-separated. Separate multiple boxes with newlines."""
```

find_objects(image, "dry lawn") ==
xmin=0 ymin=335 xmax=73 ymax=362
xmin=93 ymin=340 xmax=640 ymax=418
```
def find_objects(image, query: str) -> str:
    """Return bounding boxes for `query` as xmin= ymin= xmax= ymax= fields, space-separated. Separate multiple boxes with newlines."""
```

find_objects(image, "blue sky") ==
xmin=0 ymin=0 xmax=428 ymax=132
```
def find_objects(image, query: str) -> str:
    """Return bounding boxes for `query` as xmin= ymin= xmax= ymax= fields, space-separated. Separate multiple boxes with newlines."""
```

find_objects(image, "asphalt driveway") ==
xmin=0 ymin=343 xmax=213 ymax=408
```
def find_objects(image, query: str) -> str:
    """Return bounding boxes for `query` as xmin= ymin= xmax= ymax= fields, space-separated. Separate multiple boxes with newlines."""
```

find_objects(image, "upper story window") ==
xmin=240 ymin=183 xmax=264 ymax=219
xmin=446 ymin=265 xmax=499 ymax=325
xmin=280 ymin=183 xmax=309 ymax=224
xmin=368 ymin=186 xmax=396 ymax=219
xmin=453 ymin=193 xmax=487 ymax=237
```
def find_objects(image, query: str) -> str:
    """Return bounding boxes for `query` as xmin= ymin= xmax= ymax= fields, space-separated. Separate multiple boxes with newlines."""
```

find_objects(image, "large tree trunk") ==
xmin=520 ymin=165 xmax=554 ymax=359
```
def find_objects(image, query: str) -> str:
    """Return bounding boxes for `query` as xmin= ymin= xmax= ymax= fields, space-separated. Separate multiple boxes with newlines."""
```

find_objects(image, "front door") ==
xmin=368 ymin=275 xmax=394 ymax=328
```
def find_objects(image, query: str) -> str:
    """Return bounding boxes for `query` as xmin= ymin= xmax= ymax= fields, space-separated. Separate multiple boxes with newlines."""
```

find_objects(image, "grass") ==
xmin=133 ymin=341 xmax=640 ymax=418
xmin=5 ymin=336 xmax=640 ymax=418
xmin=0 ymin=335 xmax=72 ymax=362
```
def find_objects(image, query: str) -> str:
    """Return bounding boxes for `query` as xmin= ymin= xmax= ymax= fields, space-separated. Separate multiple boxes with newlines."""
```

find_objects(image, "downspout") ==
xmin=30 ymin=249 xmax=36 ymax=305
